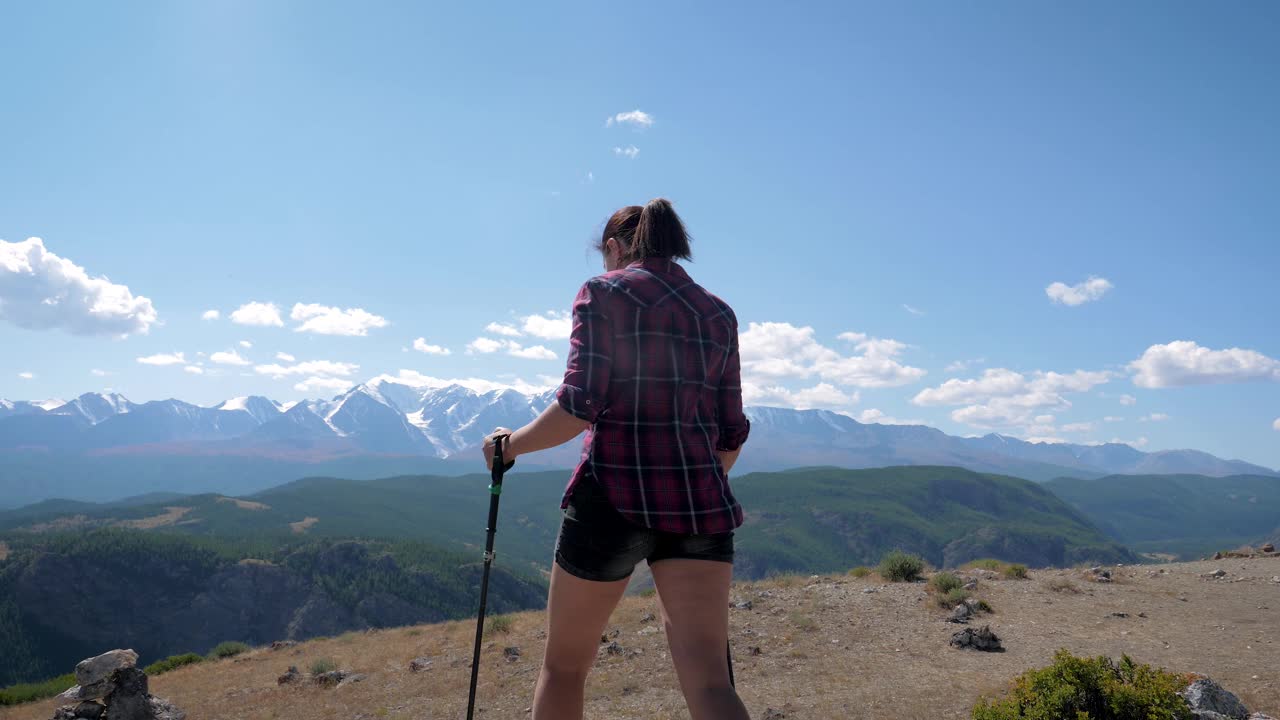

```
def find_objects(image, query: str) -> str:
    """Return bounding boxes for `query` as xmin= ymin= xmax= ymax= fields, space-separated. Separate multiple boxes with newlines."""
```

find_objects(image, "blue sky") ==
xmin=2 ymin=2 xmax=1278 ymax=467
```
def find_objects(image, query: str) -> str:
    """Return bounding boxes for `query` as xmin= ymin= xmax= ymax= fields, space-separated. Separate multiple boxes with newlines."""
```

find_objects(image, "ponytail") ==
xmin=631 ymin=198 xmax=693 ymax=261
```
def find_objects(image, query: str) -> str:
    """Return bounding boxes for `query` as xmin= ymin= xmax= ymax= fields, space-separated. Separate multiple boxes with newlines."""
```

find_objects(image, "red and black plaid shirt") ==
xmin=556 ymin=258 xmax=750 ymax=535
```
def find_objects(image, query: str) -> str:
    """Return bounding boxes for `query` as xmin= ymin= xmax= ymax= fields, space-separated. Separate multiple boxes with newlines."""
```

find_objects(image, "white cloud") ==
xmin=606 ymin=110 xmax=654 ymax=129
xmin=485 ymin=322 xmax=522 ymax=337
xmin=372 ymin=369 xmax=556 ymax=396
xmin=290 ymin=303 xmax=388 ymax=336
xmin=613 ymin=145 xmax=640 ymax=159
xmin=0 ymin=237 xmax=158 ymax=336
xmin=137 ymin=352 xmax=186 ymax=366
xmin=1109 ymin=436 xmax=1150 ymax=448
xmin=230 ymin=302 xmax=284 ymax=327
xmin=738 ymin=323 xmax=926 ymax=389
xmin=201 ymin=310 xmax=220 ymax=321
xmin=183 ymin=366 xmax=204 ymax=375
xmin=467 ymin=337 xmax=504 ymax=354
xmin=1119 ymin=394 xmax=1137 ymax=406
xmin=912 ymin=367 xmax=1113 ymax=431
xmin=522 ymin=311 xmax=571 ymax=340
xmin=18 ymin=371 xmax=34 ymax=380
xmin=294 ymin=376 xmax=354 ymax=394
xmin=857 ymin=408 xmax=923 ymax=426
xmin=743 ymin=382 xmax=859 ymax=411
xmin=1139 ymin=413 xmax=1169 ymax=422
xmin=90 ymin=369 xmax=109 ymax=377
xmin=585 ymin=171 xmax=594 ymax=184
xmin=238 ymin=340 xmax=252 ymax=349
xmin=944 ymin=358 xmax=984 ymax=374
xmin=276 ymin=352 xmax=295 ymax=362
xmin=1273 ymin=418 xmax=1280 ymax=432
xmin=1129 ymin=340 xmax=1280 ymax=388
xmin=508 ymin=344 xmax=558 ymax=360
xmin=210 ymin=349 xmax=251 ymax=366
xmin=1060 ymin=422 xmax=1095 ymax=433
xmin=1103 ymin=416 xmax=1123 ymax=423
xmin=1046 ymin=276 xmax=1113 ymax=306
xmin=412 ymin=338 xmax=451 ymax=356
xmin=254 ymin=360 xmax=359 ymax=378
xmin=903 ymin=304 xmax=925 ymax=316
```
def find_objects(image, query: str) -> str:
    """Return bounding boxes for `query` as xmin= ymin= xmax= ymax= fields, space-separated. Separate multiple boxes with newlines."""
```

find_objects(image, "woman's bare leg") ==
xmin=532 ymin=564 xmax=629 ymax=720
xmin=651 ymin=559 xmax=751 ymax=720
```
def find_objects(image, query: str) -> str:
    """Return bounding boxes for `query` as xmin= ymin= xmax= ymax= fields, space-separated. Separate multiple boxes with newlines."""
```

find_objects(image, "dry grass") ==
xmin=117 ymin=506 xmax=193 ymax=530
xmin=1047 ymin=577 xmax=1081 ymax=594
xmin=5 ymin=558 xmax=1280 ymax=720
xmin=217 ymin=497 xmax=271 ymax=511
xmin=289 ymin=517 xmax=319 ymax=534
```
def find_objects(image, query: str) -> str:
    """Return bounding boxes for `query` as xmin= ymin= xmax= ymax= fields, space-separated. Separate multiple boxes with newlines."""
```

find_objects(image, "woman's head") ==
xmin=599 ymin=198 xmax=692 ymax=271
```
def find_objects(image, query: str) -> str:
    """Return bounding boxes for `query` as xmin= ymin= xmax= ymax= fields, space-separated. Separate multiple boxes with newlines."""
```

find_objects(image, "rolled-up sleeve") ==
xmin=716 ymin=319 xmax=751 ymax=451
xmin=556 ymin=280 xmax=613 ymax=424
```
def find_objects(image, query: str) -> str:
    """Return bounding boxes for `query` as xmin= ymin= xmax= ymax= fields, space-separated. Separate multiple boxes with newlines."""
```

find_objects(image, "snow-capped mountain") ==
xmin=0 ymin=385 xmax=1275 ymax=480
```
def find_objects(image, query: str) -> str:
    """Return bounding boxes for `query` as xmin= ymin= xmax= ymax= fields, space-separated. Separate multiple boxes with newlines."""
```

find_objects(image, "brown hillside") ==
xmin=6 ymin=558 xmax=1278 ymax=720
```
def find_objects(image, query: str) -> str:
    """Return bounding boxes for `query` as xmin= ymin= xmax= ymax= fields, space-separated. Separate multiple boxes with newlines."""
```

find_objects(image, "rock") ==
xmin=1110 ymin=612 xmax=1129 ymax=618
xmin=337 ymin=673 xmax=367 ymax=688
xmin=504 ymin=647 xmax=522 ymax=662
xmin=149 ymin=695 xmax=187 ymax=720
xmin=950 ymin=625 xmax=1003 ymax=652
xmin=601 ymin=642 xmax=625 ymax=656
xmin=70 ymin=649 xmax=139 ymax=701
xmin=277 ymin=666 xmax=301 ymax=685
xmin=270 ymin=640 xmax=297 ymax=651
xmin=409 ymin=657 xmax=432 ymax=672
xmin=1262 ymin=543 xmax=1275 ymax=553
xmin=1179 ymin=678 xmax=1250 ymax=719
xmin=50 ymin=706 xmax=79 ymax=720
xmin=962 ymin=581 xmax=978 ymax=591
xmin=733 ymin=600 xmax=753 ymax=610
xmin=764 ymin=709 xmax=787 ymax=719
xmin=312 ymin=670 xmax=350 ymax=688
xmin=58 ymin=686 xmax=85 ymax=702
xmin=637 ymin=626 xmax=660 ymax=636
xmin=1249 ymin=714 xmax=1277 ymax=720
xmin=862 ymin=587 xmax=877 ymax=594
xmin=74 ymin=701 xmax=105 ymax=719
xmin=640 ymin=612 xmax=656 ymax=623
xmin=948 ymin=604 xmax=972 ymax=624
xmin=103 ymin=667 xmax=150 ymax=720
xmin=748 ymin=646 xmax=763 ymax=656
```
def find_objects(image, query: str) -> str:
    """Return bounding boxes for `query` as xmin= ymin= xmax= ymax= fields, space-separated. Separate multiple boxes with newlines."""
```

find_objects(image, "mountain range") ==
xmin=1 ymin=380 xmax=1275 ymax=507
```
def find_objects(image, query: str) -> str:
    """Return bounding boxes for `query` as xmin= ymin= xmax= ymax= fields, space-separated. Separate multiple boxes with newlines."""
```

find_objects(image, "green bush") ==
xmin=966 ymin=558 xmax=1006 ymax=571
xmin=878 ymin=550 xmax=925 ymax=582
xmin=310 ymin=658 xmax=338 ymax=675
xmin=1003 ymin=563 xmax=1029 ymax=580
xmin=938 ymin=587 xmax=971 ymax=609
xmin=487 ymin=614 xmax=513 ymax=634
xmin=929 ymin=572 xmax=964 ymax=594
xmin=848 ymin=566 xmax=873 ymax=578
xmin=143 ymin=653 xmax=204 ymax=676
xmin=207 ymin=641 xmax=250 ymax=660
xmin=972 ymin=650 xmax=1192 ymax=720
xmin=972 ymin=599 xmax=994 ymax=614
xmin=0 ymin=673 xmax=76 ymax=707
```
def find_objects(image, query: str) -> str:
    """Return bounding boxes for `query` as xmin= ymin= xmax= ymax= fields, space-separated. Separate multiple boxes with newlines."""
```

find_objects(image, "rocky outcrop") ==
xmin=49 ymin=650 xmax=185 ymax=720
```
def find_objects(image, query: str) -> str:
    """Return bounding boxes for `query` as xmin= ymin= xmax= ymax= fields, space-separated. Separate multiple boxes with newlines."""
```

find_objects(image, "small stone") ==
xmin=1261 ymin=543 xmax=1275 ymax=553
xmin=637 ymin=626 xmax=660 ymax=636
xmin=409 ymin=657 xmax=432 ymax=672
xmin=504 ymin=647 xmax=522 ymax=662
xmin=733 ymin=600 xmax=753 ymax=610
xmin=602 ymin=641 xmax=625 ymax=656
xmin=270 ymin=640 xmax=297 ymax=651
xmin=1211 ymin=569 xmax=1227 ymax=578
xmin=748 ymin=646 xmax=763 ymax=656
xmin=1110 ymin=612 xmax=1129 ymax=618
xmin=73 ymin=702 xmax=104 ymax=720
xmin=963 ymin=581 xmax=978 ymax=591
xmin=764 ymin=709 xmax=787 ymax=719
xmin=277 ymin=665 xmax=301 ymax=685
xmin=862 ymin=587 xmax=877 ymax=594
xmin=337 ymin=673 xmax=367 ymax=688
xmin=312 ymin=670 xmax=350 ymax=688
xmin=640 ymin=612 xmax=656 ymax=623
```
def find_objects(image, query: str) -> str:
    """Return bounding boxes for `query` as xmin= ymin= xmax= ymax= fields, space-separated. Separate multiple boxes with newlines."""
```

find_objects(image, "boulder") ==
xmin=72 ymin=649 xmax=138 ymax=701
xmin=312 ymin=670 xmax=351 ymax=688
xmin=1261 ymin=543 xmax=1275 ymax=553
xmin=277 ymin=666 xmax=302 ymax=685
xmin=948 ymin=604 xmax=972 ymax=624
xmin=504 ymin=647 xmax=522 ymax=663
xmin=949 ymin=625 xmax=1003 ymax=652
xmin=102 ymin=667 xmax=150 ymax=720
xmin=1179 ymin=678 xmax=1250 ymax=720
xmin=73 ymin=702 xmax=104 ymax=719
xmin=409 ymin=657 xmax=432 ymax=672
xmin=149 ymin=695 xmax=187 ymax=720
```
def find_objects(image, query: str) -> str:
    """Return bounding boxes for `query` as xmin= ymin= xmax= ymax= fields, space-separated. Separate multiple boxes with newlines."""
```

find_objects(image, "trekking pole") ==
xmin=466 ymin=434 xmax=514 ymax=720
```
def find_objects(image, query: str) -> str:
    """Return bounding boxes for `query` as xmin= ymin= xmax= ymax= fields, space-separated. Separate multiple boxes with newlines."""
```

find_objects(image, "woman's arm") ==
xmin=483 ymin=404 xmax=589 ymax=469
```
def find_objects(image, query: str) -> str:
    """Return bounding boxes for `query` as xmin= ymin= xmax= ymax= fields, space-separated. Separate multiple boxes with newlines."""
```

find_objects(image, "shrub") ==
xmin=849 ymin=566 xmax=873 ymax=578
xmin=487 ymin=614 xmax=513 ymax=634
xmin=929 ymin=572 xmax=964 ymax=594
xmin=937 ymin=587 xmax=971 ymax=609
xmin=966 ymin=558 xmax=1005 ymax=571
xmin=310 ymin=658 xmax=338 ymax=675
xmin=971 ymin=599 xmax=994 ymax=614
xmin=0 ymin=673 xmax=77 ymax=707
xmin=1048 ymin=577 xmax=1080 ymax=594
xmin=972 ymin=650 xmax=1192 ymax=720
xmin=144 ymin=653 xmax=204 ymax=676
xmin=1003 ymin=563 xmax=1029 ymax=580
xmin=878 ymin=550 xmax=925 ymax=582
xmin=208 ymin=641 xmax=250 ymax=660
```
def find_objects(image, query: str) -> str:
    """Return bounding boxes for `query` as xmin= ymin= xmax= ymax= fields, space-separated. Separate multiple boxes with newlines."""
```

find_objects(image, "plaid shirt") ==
xmin=556 ymin=258 xmax=750 ymax=535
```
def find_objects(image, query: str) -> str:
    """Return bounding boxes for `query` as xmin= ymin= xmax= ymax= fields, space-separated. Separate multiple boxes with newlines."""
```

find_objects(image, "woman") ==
xmin=483 ymin=198 xmax=752 ymax=720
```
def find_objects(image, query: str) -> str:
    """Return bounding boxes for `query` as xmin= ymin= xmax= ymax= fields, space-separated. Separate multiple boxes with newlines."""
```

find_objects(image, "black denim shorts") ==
xmin=554 ymin=477 xmax=735 ymax=583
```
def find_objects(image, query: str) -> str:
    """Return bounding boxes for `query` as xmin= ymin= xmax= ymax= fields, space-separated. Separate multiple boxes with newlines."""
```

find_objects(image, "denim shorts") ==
xmin=554 ymin=477 xmax=735 ymax=583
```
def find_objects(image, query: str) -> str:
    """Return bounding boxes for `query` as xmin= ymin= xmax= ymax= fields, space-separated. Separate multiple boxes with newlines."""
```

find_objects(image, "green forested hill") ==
xmin=1045 ymin=473 xmax=1280 ymax=559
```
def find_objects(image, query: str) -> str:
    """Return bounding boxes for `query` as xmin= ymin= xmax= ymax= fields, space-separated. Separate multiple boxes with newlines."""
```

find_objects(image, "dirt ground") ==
xmin=6 ymin=558 xmax=1278 ymax=720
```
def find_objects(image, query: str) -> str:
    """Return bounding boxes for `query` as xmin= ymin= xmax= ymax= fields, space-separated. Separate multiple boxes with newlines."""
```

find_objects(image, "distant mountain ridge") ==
xmin=0 ymin=381 xmax=1274 ymax=507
